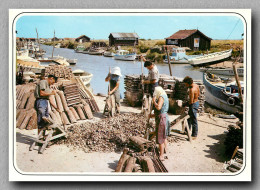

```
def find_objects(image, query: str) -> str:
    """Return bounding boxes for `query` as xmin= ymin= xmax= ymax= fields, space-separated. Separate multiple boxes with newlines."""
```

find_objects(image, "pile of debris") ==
xmin=44 ymin=65 xmax=73 ymax=80
xmin=124 ymin=74 xmax=205 ymax=113
xmin=61 ymin=113 xmax=179 ymax=153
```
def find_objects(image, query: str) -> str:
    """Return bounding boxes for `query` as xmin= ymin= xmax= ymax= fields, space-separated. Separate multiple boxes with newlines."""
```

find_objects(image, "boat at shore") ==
xmin=189 ymin=49 xmax=232 ymax=67
xmin=72 ymin=69 xmax=93 ymax=86
xmin=103 ymin=51 xmax=115 ymax=57
xmin=114 ymin=50 xmax=136 ymax=61
xmin=203 ymin=73 xmax=243 ymax=113
xmin=74 ymin=45 xmax=85 ymax=53
xmin=200 ymin=66 xmax=244 ymax=77
xmin=163 ymin=47 xmax=201 ymax=64
xmin=88 ymin=48 xmax=105 ymax=55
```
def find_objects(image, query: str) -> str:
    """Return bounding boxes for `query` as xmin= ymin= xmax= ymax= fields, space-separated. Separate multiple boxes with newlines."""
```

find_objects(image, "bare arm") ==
xmin=40 ymin=89 xmax=56 ymax=97
xmin=105 ymin=75 xmax=110 ymax=82
xmin=153 ymin=96 xmax=164 ymax=110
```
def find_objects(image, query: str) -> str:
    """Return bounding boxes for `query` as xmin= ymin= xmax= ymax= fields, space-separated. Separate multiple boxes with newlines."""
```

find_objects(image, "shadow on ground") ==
xmin=16 ymin=132 xmax=35 ymax=145
xmin=108 ymin=160 xmax=118 ymax=171
xmin=203 ymin=133 xmax=229 ymax=162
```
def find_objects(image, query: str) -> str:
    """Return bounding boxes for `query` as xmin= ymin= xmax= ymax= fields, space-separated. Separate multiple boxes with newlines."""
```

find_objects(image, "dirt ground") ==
xmin=15 ymin=96 xmax=238 ymax=173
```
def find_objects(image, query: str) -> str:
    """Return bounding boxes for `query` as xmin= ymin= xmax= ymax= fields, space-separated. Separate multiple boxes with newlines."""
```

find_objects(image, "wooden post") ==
xmin=36 ymin=28 xmax=41 ymax=58
xmin=52 ymin=30 xmax=55 ymax=58
xmin=166 ymin=46 xmax=172 ymax=76
xmin=232 ymin=61 xmax=243 ymax=103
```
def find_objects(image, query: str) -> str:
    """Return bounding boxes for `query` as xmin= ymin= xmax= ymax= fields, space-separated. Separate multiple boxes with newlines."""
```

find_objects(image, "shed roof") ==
xmin=166 ymin=29 xmax=212 ymax=40
xmin=76 ymin=35 xmax=90 ymax=40
xmin=110 ymin=33 xmax=139 ymax=38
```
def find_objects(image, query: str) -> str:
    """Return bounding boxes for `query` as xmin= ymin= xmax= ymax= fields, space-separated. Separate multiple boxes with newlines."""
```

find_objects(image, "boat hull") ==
xmin=201 ymin=67 xmax=244 ymax=76
xmin=163 ymin=59 xmax=189 ymax=64
xmin=114 ymin=54 xmax=136 ymax=61
xmin=189 ymin=49 xmax=232 ymax=67
xmin=203 ymin=73 xmax=242 ymax=113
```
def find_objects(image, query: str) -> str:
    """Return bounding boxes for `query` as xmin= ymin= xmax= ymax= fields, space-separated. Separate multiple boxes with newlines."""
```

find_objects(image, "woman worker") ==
xmin=105 ymin=66 xmax=122 ymax=113
xmin=150 ymin=86 xmax=170 ymax=161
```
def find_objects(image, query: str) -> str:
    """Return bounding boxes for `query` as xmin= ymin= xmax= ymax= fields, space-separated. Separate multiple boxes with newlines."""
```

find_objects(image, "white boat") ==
xmin=55 ymin=43 xmax=61 ymax=48
xmin=203 ymin=73 xmax=243 ymax=113
xmin=200 ymin=67 xmax=244 ymax=77
xmin=66 ymin=59 xmax=77 ymax=65
xmin=74 ymin=45 xmax=85 ymax=53
xmin=114 ymin=50 xmax=136 ymax=61
xmin=189 ymin=49 xmax=232 ymax=67
xmin=103 ymin=51 xmax=115 ymax=57
xmin=72 ymin=69 xmax=93 ymax=86
xmin=163 ymin=47 xmax=201 ymax=64
xmin=88 ymin=48 xmax=105 ymax=55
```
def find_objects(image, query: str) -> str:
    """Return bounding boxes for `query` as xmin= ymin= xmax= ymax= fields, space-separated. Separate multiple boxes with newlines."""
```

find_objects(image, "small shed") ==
xmin=51 ymin=37 xmax=60 ymax=42
xmin=75 ymin=35 xmax=91 ymax=43
xmin=109 ymin=33 xmax=139 ymax=46
xmin=165 ymin=29 xmax=212 ymax=51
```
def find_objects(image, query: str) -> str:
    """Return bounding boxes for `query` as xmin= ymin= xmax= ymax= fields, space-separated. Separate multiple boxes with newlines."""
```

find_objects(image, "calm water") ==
xmin=41 ymin=45 xmax=203 ymax=95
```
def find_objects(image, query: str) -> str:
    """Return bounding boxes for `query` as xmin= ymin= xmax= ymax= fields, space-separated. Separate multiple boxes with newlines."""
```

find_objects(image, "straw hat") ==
xmin=111 ymin=67 xmax=122 ymax=77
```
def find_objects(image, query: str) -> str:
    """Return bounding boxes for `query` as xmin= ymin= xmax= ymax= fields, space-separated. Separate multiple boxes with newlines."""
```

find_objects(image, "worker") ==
xmin=140 ymin=55 xmax=159 ymax=96
xmin=105 ymin=66 xmax=122 ymax=113
xmin=183 ymin=76 xmax=200 ymax=140
xmin=34 ymin=75 xmax=58 ymax=134
xmin=149 ymin=86 xmax=170 ymax=161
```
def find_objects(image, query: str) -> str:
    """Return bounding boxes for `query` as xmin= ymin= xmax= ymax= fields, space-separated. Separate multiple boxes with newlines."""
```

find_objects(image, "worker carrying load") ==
xmin=105 ymin=66 xmax=122 ymax=114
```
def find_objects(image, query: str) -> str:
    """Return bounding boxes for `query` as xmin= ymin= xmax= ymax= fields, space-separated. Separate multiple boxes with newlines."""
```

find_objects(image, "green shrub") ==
xmin=138 ymin=45 xmax=149 ymax=53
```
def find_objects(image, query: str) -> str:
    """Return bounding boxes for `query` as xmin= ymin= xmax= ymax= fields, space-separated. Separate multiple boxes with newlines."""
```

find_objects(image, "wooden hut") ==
xmin=165 ymin=29 xmax=212 ymax=51
xmin=109 ymin=33 xmax=139 ymax=46
xmin=75 ymin=35 xmax=91 ymax=43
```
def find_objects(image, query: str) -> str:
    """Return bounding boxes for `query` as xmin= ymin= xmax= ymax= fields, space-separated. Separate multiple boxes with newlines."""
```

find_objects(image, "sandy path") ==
xmin=15 ymin=96 xmax=238 ymax=173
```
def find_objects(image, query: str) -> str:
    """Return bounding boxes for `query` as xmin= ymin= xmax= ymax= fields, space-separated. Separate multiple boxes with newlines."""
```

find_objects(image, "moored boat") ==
xmin=163 ymin=47 xmax=201 ymax=64
xmin=88 ymin=48 xmax=105 ymax=55
xmin=72 ymin=69 xmax=93 ymax=87
xmin=200 ymin=66 xmax=244 ymax=77
xmin=74 ymin=45 xmax=85 ymax=53
xmin=103 ymin=51 xmax=115 ymax=57
xmin=66 ymin=59 xmax=77 ymax=65
xmin=203 ymin=73 xmax=243 ymax=113
xmin=189 ymin=49 xmax=232 ymax=67
xmin=114 ymin=50 xmax=136 ymax=61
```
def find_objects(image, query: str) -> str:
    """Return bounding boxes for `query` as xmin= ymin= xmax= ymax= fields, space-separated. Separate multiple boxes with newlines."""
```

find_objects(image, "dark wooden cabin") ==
xmin=109 ymin=33 xmax=139 ymax=46
xmin=165 ymin=29 xmax=212 ymax=51
xmin=75 ymin=35 xmax=91 ymax=43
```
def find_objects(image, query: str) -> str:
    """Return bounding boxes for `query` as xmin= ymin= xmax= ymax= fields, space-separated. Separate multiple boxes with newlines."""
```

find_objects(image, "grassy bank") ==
xmin=44 ymin=39 xmax=243 ymax=63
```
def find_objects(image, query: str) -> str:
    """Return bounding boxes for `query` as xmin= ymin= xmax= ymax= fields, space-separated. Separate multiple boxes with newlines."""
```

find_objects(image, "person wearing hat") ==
xmin=149 ymin=86 xmax=170 ymax=161
xmin=34 ymin=74 xmax=59 ymax=134
xmin=105 ymin=67 xmax=122 ymax=113
xmin=140 ymin=55 xmax=159 ymax=96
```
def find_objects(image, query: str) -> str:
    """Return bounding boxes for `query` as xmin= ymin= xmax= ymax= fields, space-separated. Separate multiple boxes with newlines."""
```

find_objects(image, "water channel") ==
xmin=41 ymin=45 xmax=204 ymax=95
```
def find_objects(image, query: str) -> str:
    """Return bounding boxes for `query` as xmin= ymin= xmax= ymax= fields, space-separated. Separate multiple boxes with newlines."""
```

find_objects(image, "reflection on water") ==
xmin=41 ymin=45 xmax=203 ymax=95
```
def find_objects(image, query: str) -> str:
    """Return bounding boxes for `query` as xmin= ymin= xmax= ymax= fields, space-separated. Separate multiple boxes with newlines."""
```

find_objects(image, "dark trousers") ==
xmin=187 ymin=101 xmax=199 ymax=137
xmin=35 ymin=99 xmax=49 ymax=129
xmin=149 ymin=82 xmax=159 ymax=96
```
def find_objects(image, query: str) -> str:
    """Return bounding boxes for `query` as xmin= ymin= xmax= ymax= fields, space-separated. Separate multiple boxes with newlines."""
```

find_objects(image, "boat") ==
xmin=72 ymin=69 xmax=93 ymax=87
xmin=66 ymin=58 xmax=77 ymax=65
xmin=203 ymin=73 xmax=243 ymax=113
xmin=188 ymin=49 xmax=233 ymax=67
xmin=55 ymin=43 xmax=61 ymax=48
xmin=74 ymin=45 xmax=85 ymax=53
xmin=88 ymin=48 xmax=105 ymax=55
xmin=163 ymin=47 xmax=201 ymax=64
xmin=114 ymin=50 xmax=136 ymax=61
xmin=103 ymin=51 xmax=115 ymax=57
xmin=200 ymin=66 xmax=244 ymax=77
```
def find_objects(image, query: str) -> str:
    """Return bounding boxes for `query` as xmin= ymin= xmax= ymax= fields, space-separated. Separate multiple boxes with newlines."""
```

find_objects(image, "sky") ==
xmin=15 ymin=15 xmax=245 ymax=40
